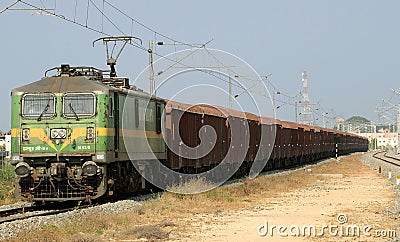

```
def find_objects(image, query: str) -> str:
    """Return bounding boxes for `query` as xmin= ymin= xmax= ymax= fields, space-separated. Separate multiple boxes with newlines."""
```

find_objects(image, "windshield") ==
xmin=63 ymin=93 xmax=96 ymax=118
xmin=22 ymin=93 xmax=55 ymax=118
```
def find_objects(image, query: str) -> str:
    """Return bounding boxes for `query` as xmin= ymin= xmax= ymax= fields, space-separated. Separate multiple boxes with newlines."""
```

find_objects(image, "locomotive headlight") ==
xmin=51 ymin=128 xmax=67 ymax=139
xmin=15 ymin=162 xmax=32 ymax=178
xmin=86 ymin=127 xmax=95 ymax=140
xmin=51 ymin=129 xmax=58 ymax=138
xmin=22 ymin=128 xmax=30 ymax=141
xmin=58 ymin=129 xmax=66 ymax=138
xmin=82 ymin=161 xmax=98 ymax=176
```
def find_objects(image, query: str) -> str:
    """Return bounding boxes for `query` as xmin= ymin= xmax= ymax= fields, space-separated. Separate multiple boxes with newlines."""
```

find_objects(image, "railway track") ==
xmin=0 ymin=153 xmax=367 ymax=225
xmin=0 ymin=202 xmax=91 ymax=224
xmin=372 ymin=150 xmax=400 ymax=167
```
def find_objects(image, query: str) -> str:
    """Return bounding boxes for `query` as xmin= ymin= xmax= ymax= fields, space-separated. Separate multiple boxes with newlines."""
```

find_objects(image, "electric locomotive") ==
xmin=10 ymin=64 xmax=165 ymax=201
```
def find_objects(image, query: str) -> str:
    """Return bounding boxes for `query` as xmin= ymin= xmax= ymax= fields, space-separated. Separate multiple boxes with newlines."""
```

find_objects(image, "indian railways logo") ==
xmin=124 ymin=48 xmax=276 ymax=194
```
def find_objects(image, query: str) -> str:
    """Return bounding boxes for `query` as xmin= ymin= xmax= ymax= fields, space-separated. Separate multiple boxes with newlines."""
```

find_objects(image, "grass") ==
xmin=0 ymin=162 xmax=17 ymax=205
xmin=6 ymin=154 xmax=369 ymax=241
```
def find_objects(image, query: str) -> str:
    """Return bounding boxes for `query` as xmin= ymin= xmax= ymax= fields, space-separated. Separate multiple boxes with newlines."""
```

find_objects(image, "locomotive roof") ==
xmin=11 ymin=76 xmax=111 ymax=95
xmin=11 ymin=75 xmax=165 ymax=103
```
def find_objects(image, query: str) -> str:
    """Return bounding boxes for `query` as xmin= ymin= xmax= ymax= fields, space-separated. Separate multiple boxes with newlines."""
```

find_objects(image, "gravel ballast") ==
xmin=0 ymin=199 xmax=143 ymax=240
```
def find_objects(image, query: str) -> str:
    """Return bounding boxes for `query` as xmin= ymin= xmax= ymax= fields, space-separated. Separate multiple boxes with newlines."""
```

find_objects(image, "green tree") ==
xmin=345 ymin=116 xmax=371 ymax=124
xmin=369 ymin=138 xmax=377 ymax=150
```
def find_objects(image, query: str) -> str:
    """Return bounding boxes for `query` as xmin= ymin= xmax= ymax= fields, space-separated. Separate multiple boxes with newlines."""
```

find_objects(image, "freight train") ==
xmin=10 ymin=64 xmax=368 ymax=202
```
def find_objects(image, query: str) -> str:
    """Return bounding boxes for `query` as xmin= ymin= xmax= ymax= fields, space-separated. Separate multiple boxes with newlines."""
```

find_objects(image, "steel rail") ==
xmin=372 ymin=151 xmax=400 ymax=167
xmin=0 ymin=203 xmax=91 ymax=224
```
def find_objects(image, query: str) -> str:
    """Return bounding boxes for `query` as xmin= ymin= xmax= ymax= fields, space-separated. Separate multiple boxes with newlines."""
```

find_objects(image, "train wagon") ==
xmin=10 ymin=64 xmax=369 ymax=202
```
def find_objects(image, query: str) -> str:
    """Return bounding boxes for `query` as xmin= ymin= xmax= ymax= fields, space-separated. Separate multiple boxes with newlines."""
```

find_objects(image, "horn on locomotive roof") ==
xmin=93 ymin=36 xmax=142 ymax=78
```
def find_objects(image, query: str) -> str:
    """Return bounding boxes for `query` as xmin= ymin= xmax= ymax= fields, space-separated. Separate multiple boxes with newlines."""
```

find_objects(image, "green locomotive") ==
xmin=10 ymin=64 xmax=165 ymax=201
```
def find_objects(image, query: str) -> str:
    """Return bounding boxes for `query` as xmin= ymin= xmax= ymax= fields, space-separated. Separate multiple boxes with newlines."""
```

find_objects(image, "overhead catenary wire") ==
xmin=19 ymin=0 xmax=110 ymax=36
xmin=0 ymin=0 xmax=21 ymax=14
xmin=4 ymin=1 xmax=336 ymax=124
xmin=85 ymin=0 xmax=89 ymax=27
xmin=5 ymin=1 xmax=243 ymax=87
xmin=103 ymin=0 xmax=202 ymax=49
xmin=7 ymin=0 xmax=248 ymax=95
xmin=101 ymin=0 xmax=104 ymax=33
xmin=73 ymin=0 xmax=77 ymax=22
xmin=89 ymin=0 xmax=126 ymax=36
xmin=38 ymin=0 xmax=45 ymax=9
xmin=10 ymin=1 xmax=305 ymax=108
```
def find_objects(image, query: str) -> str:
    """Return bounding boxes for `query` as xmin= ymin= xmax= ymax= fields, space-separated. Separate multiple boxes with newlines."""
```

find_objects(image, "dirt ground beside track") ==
xmin=174 ymin=154 xmax=398 ymax=242
xmin=7 ymin=153 xmax=398 ymax=242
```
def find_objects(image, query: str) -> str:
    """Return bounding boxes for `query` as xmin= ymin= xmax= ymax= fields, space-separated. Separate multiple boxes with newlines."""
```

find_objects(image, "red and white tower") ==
xmin=299 ymin=71 xmax=313 ymax=125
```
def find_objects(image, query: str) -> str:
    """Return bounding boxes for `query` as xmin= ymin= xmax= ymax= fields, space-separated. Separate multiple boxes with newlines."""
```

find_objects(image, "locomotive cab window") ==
xmin=63 ymin=93 xmax=96 ymax=118
xmin=22 ymin=93 xmax=55 ymax=118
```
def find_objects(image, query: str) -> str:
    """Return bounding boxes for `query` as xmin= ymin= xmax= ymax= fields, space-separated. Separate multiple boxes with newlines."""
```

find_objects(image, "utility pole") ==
xmin=148 ymin=40 xmax=155 ymax=96
xmin=377 ymin=99 xmax=399 ymax=133
xmin=322 ymin=112 xmax=328 ymax=128
xmin=389 ymin=89 xmax=400 ymax=134
xmin=147 ymin=40 xmax=211 ymax=97
xmin=383 ymin=100 xmax=400 ymax=133
xmin=299 ymin=71 xmax=313 ymax=125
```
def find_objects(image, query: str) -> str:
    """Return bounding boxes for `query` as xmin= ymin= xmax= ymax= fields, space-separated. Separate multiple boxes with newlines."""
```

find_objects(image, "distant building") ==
xmin=336 ymin=117 xmax=376 ymax=133
xmin=352 ymin=129 xmax=398 ymax=148
xmin=0 ymin=135 xmax=11 ymax=159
